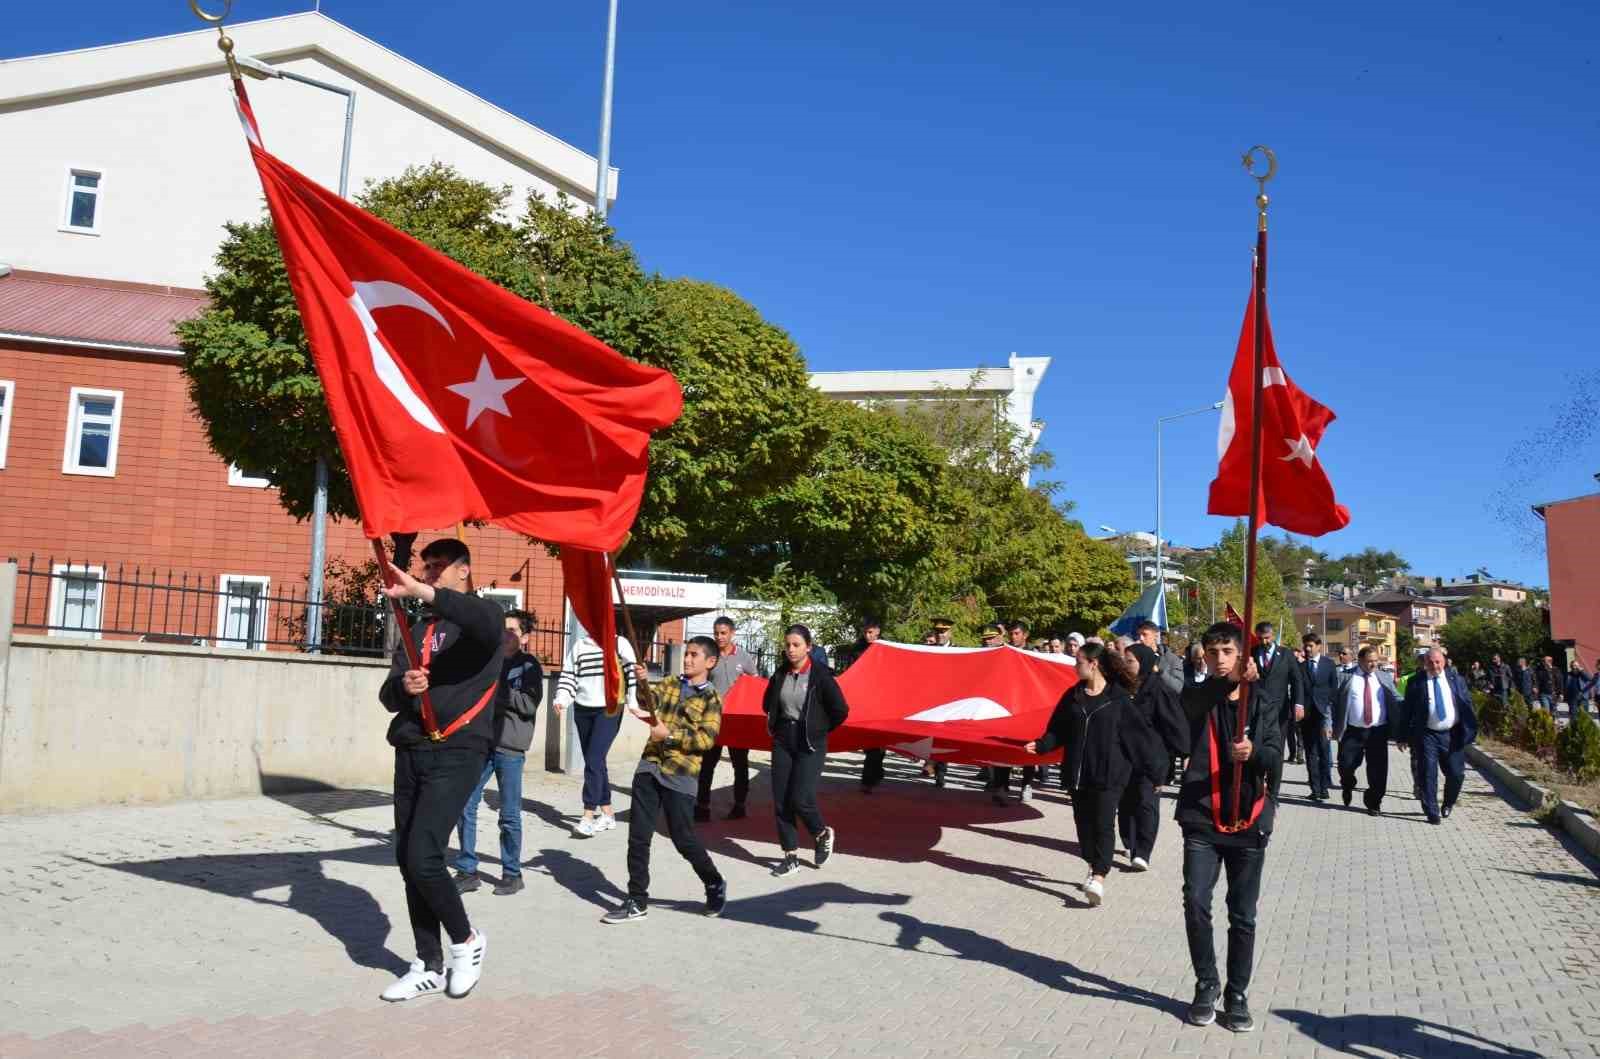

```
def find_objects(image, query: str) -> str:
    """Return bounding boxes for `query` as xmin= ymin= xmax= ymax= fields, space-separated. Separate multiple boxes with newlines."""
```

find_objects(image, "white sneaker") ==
xmin=575 ymin=816 xmax=596 ymax=837
xmin=594 ymin=814 xmax=617 ymax=833
xmin=1085 ymin=877 xmax=1104 ymax=907
xmin=1019 ymin=785 xmax=1033 ymax=803
xmin=381 ymin=960 xmax=445 ymax=1003
xmin=446 ymin=929 xmax=486 ymax=998
xmin=1131 ymin=856 xmax=1150 ymax=872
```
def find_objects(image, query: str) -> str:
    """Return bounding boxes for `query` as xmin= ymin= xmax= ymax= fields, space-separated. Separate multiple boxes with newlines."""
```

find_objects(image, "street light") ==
xmin=240 ymin=55 xmax=356 ymax=653
xmin=1155 ymin=401 xmax=1224 ymax=597
xmin=593 ymin=0 xmax=619 ymax=221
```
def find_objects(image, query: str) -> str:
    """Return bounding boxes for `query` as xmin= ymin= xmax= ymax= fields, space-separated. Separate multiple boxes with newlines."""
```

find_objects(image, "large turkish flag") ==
xmin=720 ymin=641 xmax=1080 ymax=766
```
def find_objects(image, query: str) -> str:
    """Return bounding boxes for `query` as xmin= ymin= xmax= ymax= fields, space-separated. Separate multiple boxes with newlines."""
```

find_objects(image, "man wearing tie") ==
xmin=1396 ymin=648 xmax=1478 ymax=825
xmin=1334 ymin=646 xmax=1401 ymax=815
xmin=1298 ymin=634 xmax=1338 ymax=801
xmin=1252 ymin=622 xmax=1306 ymax=793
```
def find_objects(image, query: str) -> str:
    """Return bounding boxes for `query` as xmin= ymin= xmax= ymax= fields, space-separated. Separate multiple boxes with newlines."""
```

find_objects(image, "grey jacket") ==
xmin=495 ymin=653 xmax=545 ymax=753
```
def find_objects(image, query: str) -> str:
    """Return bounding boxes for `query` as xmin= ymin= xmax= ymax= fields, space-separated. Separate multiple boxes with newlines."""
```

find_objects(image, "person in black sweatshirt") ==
xmin=763 ymin=624 xmax=849 ymax=878
xmin=376 ymin=538 xmax=505 ymax=1003
xmin=1176 ymin=621 xmax=1281 ymax=1035
xmin=1118 ymin=642 xmax=1188 ymax=872
xmin=1024 ymin=641 xmax=1165 ymax=907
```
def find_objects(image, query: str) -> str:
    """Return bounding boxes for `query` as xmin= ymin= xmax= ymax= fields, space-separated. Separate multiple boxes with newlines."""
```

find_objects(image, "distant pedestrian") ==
xmin=695 ymin=616 xmax=761 ymax=820
xmin=553 ymin=627 xmax=638 ymax=837
xmin=1489 ymin=654 xmax=1513 ymax=705
xmin=1535 ymin=656 xmax=1559 ymax=712
xmin=1298 ymin=634 xmax=1338 ymax=802
xmin=1065 ymin=632 xmax=1085 ymax=661
xmin=1467 ymin=661 xmax=1488 ymax=693
xmin=765 ymin=625 xmax=850 ymax=878
xmin=1566 ymin=661 xmax=1594 ymax=717
xmin=1514 ymin=657 xmax=1535 ymax=703
xmin=452 ymin=609 xmax=545 ymax=896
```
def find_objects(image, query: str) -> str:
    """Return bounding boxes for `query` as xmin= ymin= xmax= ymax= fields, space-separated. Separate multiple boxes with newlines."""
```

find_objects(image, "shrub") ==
xmin=1525 ymin=707 xmax=1558 ymax=760
xmin=1474 ymin=691 xmax=1503 ymax=740
xmin=1557 ymin=707 xmax=1600 ymax=783
xmin=1500 ymin=693 xmax=1531 ymax=744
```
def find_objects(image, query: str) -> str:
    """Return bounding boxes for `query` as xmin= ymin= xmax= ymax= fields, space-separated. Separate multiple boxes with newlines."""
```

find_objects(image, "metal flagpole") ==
xmin=1227 ymin=145 xmax=1276 ymax=830
xmin=594 ymin=0 xmax=619 ymax=221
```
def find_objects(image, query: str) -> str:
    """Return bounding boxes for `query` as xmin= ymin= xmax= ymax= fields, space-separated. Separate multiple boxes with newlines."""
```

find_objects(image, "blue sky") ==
xmin=11 ymin=2 xmax=1598 ymax=587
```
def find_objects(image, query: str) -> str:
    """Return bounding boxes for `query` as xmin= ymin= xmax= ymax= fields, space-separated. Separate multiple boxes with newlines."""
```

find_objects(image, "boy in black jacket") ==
xmin=1177 ymin=621 xmax=1280 ymax=1034
xmin=376 ymin=539 xmax=505 ymax=1003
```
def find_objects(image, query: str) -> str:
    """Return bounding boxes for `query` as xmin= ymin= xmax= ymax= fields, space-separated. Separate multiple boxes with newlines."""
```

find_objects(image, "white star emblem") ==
xmin=1281 ymin=434 xmax=1317 ymax=467
xmin=446 ymin=355 xmax=524 ymax=428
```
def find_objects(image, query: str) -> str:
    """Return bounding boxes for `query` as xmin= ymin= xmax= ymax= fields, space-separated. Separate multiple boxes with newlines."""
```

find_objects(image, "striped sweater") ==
xmin=555 ymin=635 xmax=638 ymax=710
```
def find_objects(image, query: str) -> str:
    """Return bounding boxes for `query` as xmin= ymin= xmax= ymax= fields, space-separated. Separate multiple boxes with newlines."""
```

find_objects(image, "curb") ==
xmin=1467 ymin=744 xmax=1600 ymax=861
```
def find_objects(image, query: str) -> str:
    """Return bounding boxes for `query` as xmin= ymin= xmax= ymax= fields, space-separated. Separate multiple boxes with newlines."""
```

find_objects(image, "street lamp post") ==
xmin=594 ymin=0 xmax=619 ymax=221
xmin=1155 ymin=401 xmax=1224 ymax=604
xmin=238 ymin=56 xmax=355 ymax=653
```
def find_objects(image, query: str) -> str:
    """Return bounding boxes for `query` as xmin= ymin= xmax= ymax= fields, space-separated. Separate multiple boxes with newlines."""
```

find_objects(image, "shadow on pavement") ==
xmin=657 ymin=881 xmax=911 ymax=934
xmin=1493 ymin=866 xmax=1600 ymax=888
xmin=1273 ymin=1010 xmax=1542 ymax=1058
xmin=521 ymin=846 xmax=627 ymax=909
xmin=880 ymin=911 xmax=1187 ymax=1017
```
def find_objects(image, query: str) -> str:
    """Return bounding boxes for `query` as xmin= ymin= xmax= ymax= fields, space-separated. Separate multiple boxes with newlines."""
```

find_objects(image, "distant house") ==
xmin=1360 ymin=589 xmax=1448 ymax=653
xmin=1292 ymin=602 xmax=1398 ymax=663
xmin=1426 ymin=574 xmax=1530 ymax=606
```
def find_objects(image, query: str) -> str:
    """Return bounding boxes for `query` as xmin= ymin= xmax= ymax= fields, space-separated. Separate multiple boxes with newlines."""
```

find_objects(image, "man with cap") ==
xmin=980 ymin=623 xmax=1005 ymax=647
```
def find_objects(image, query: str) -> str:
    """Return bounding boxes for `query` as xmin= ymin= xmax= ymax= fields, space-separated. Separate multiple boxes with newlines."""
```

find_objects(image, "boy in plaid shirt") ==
xmin=602 ymin=636 xmax=727 ymax=923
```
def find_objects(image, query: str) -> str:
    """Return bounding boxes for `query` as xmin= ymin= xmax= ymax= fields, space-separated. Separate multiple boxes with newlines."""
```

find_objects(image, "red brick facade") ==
xmin=0 ymin=339 xmax=567 ymax=654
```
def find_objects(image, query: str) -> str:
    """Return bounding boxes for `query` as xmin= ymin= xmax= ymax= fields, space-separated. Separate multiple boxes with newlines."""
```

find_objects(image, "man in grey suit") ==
xmin=1334 ymin=646 xmax=1402 ymax=815
xmin=1299 ymin=633 xmax=1339 ymax=801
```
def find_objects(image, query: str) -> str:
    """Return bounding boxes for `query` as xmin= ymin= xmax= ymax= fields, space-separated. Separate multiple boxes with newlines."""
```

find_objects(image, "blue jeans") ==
xmin=454 ymin=749 xmax=525 ymax=877
xmin=1538 ymin=694 xmax=1554 ymax=712
xmin=573 ymin=707 xmax=621 ymax=810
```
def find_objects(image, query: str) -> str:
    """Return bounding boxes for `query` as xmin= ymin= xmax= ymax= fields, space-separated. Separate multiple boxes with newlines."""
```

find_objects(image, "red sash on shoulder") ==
xmin=1208 ymin=712 xmax=1265 ymax=833
xmin=417 ymin=621 xmax=497 ymax=743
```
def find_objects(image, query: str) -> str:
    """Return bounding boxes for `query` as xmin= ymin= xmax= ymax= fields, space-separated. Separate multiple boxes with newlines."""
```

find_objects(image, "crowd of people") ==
xmin=370 ymin=537 xmax=1504 ymax=1033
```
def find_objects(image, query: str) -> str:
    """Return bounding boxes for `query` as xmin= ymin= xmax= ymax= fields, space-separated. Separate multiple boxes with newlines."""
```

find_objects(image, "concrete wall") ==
xmin=0 ymin=561 xmax=651 ymax=811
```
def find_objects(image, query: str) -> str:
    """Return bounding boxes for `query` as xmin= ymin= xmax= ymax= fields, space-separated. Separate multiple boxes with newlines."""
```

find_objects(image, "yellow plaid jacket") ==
xmin=639 ymin=677 xmax=723 ymax=779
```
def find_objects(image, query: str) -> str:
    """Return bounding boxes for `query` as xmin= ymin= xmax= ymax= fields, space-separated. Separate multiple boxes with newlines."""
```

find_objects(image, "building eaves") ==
xmin=0 ymin=270 xmax=206 ymax=352
xmin=1530 ymin=491 xmax=1600 ymax=518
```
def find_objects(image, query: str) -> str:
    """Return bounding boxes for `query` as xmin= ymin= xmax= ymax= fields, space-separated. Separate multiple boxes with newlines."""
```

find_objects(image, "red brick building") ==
xmin=0 ymin=269 xmax=566 ymax=658
xmin=1535 ymin=489 xmax=1600 ymax=671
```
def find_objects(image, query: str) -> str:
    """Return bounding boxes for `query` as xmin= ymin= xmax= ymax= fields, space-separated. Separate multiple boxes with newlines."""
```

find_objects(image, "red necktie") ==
xmin=1362 ymin=678 xmax=1374 ymax=727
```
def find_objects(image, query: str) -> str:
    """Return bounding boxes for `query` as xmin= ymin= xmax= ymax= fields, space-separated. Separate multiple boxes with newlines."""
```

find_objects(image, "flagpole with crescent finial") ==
xmin=1224 ymin=145 xmax=1275 ymax=831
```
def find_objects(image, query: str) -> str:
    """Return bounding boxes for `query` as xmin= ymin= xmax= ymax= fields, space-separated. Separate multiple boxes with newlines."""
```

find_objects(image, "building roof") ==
xmin=1531 ymin=490 xmax=1600 ymax=517
xmin=0 ymin=12 xmax=612 ymax=204
xmin=0 ymin=269 xmax=206 ymax=353
xmin=1291 ymin=602 xmax=1396 ymax=622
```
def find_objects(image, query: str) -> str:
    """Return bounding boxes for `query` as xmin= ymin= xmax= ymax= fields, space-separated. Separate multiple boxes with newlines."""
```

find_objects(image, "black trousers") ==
xmin=1116 ymin=777 xmax=1158 ymax=862
xmin=394 ymin=746 xmax=486 ymax=970
xmin=1299 ymin=716 xmax=1330 ymax=798
xmin=1072 ymin=785 xmax=1121 ymax=876
xmin=862 ymin=748 xmax=886 ymax=789
xmin=771 ymin=722 xmax=827 ymax=851
xmin=695 ymin=744 xmax=751 ymax=808
xmin=1338 ymin=724 xmax=1390 ymax=810
xmin=1282 ymin=713 xmax=1301 ymax=762
xmin=1182 ymin=832 xmax=1266 ymax=998
xmin=627 ymin=770 xmax=722 ymax=905
xmin=1416 ymin=728 xmax=1466 ymax=820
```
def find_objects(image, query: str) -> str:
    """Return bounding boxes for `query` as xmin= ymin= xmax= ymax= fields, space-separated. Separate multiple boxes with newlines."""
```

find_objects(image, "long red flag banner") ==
xmin=718 ymin=641 xmax=1080 ymax=766
xmin=231 ymin=80 xmax=679 ymax=706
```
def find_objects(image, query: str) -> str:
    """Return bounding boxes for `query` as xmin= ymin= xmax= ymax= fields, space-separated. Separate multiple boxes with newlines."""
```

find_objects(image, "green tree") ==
xmin=1260 ymin=533 xmax=1326 ymax=591
xmin=1188 ymin=521 xmax=1294 ymax=637
xmin=1440 ymin=600 xmax=1555 ymax=667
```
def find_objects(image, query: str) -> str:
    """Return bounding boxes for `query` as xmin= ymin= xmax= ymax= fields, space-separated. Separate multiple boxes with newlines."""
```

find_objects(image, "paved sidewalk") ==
xmin=3 ymin=750 xmax=1598 ymax=1057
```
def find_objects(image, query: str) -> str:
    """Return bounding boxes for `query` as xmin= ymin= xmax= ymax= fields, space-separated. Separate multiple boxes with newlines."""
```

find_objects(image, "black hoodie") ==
xmin=379 ymin=587 xmax=505 ymax=752
xmin=1034 ymin=680 xmax=1166 ymax=792
xmin=1176 ymin=674 xmax=1284 ymax=845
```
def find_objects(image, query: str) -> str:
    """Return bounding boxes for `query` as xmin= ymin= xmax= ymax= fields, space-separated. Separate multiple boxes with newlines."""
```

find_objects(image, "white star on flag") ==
xmin=447 ymin=355 xmax=524 ymax=428
xmin=1281 ymin=434 xmax=1317 ymax=467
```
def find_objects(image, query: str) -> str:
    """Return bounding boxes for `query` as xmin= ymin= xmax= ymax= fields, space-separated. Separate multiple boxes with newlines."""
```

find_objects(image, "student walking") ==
xmin=764 ymin=625 xmax=850 ymax=878
xmin=1025 ymin=642 xmax=1164 ymax=906
xmin=553 ymin=627 xmax=637 ymax=837
xmin=602 ymin=637 xmax=728 ymax=924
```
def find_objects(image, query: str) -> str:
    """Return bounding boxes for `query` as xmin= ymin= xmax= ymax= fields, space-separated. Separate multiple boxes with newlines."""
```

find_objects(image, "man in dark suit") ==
xmin=1252 ymin=622 xmax=1306 ymax=793
xmin=1396 ymin=648 xmax=1478 ymax=825
xmin=1334 ymin=646 xmax=1402 ymax=815
xmin=1299 ymin=633 xmax=1339 ymax=801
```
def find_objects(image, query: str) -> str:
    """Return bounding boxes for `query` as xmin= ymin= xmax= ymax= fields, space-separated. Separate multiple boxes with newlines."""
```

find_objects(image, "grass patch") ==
xmin=1479 ymin=736 xmax=1600 ymax=816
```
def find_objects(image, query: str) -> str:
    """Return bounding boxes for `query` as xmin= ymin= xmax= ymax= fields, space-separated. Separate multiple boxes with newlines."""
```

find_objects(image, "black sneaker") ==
xmin=452 ymin=870 xmax=481 ymax=895
xmin=1186 ymin=981 xmax=1220 ymax=1027
xmin=601 ymin=899 xmax=648 ymax=924
xmin=704 ymin=881 xmax=727 ymax=917
xmin=771 ymin=853 xmax=801 ymax=878
xmin=815 ymin=827 xmax=835 ymax=868
xmin=493 ymin=873 xmax=525 ymax=896
xmin=1342 ymin=788 xmax=1353 ymax=807
xmin=1220 ymin=991 xmax=1254 ymax=1033
xmin=693 ymin=805 xmax=711 ymax=823
xmin=725 ymin=804 xmax=747 ymax=821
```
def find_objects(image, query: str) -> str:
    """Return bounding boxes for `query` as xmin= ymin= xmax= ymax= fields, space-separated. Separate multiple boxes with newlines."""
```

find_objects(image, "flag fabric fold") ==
xmin=1110 ymin=581 xmax=1169 ymax=636
xmin=1207 ymin=284 xmax=1350 ymax=537
xmin=231 ymin=79 xmax=678 ymax=701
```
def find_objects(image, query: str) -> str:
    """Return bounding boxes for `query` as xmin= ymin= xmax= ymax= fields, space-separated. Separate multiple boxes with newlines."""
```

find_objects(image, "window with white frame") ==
xmin=228 ymin=464 xmax=271 ymax=488
xmin=49 ymin=563 xmax=105 ymax=639
xmin=478 ymin=588 xmax=523 ymax=614
xmin=217 ymin=575 xmax=271 ymax=649
xmin=62 ymin=387 xmax=123 ymax=476
xmin=61 ymin=168 xmax=103 ymax=233
xmin=0 ymin=380 xmax=13 ymax=469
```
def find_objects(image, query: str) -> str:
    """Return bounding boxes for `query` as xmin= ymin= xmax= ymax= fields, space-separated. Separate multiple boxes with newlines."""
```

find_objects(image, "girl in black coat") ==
xmin=762 ymin=624 xmax=849 ymax=878
xmin=1025 ymin=641 xmax=1165 ymax=907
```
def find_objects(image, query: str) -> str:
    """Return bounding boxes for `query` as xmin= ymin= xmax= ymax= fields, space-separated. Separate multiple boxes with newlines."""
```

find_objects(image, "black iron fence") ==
xmin=7 ymin=556 xmax=568 ymax=666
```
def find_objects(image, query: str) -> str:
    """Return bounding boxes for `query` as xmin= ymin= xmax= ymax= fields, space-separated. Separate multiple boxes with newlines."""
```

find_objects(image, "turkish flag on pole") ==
xmin=1207 ymin=284 xmax=1350 ymax=537
xmin=233 ymin=82 xmax=677 ymax=707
